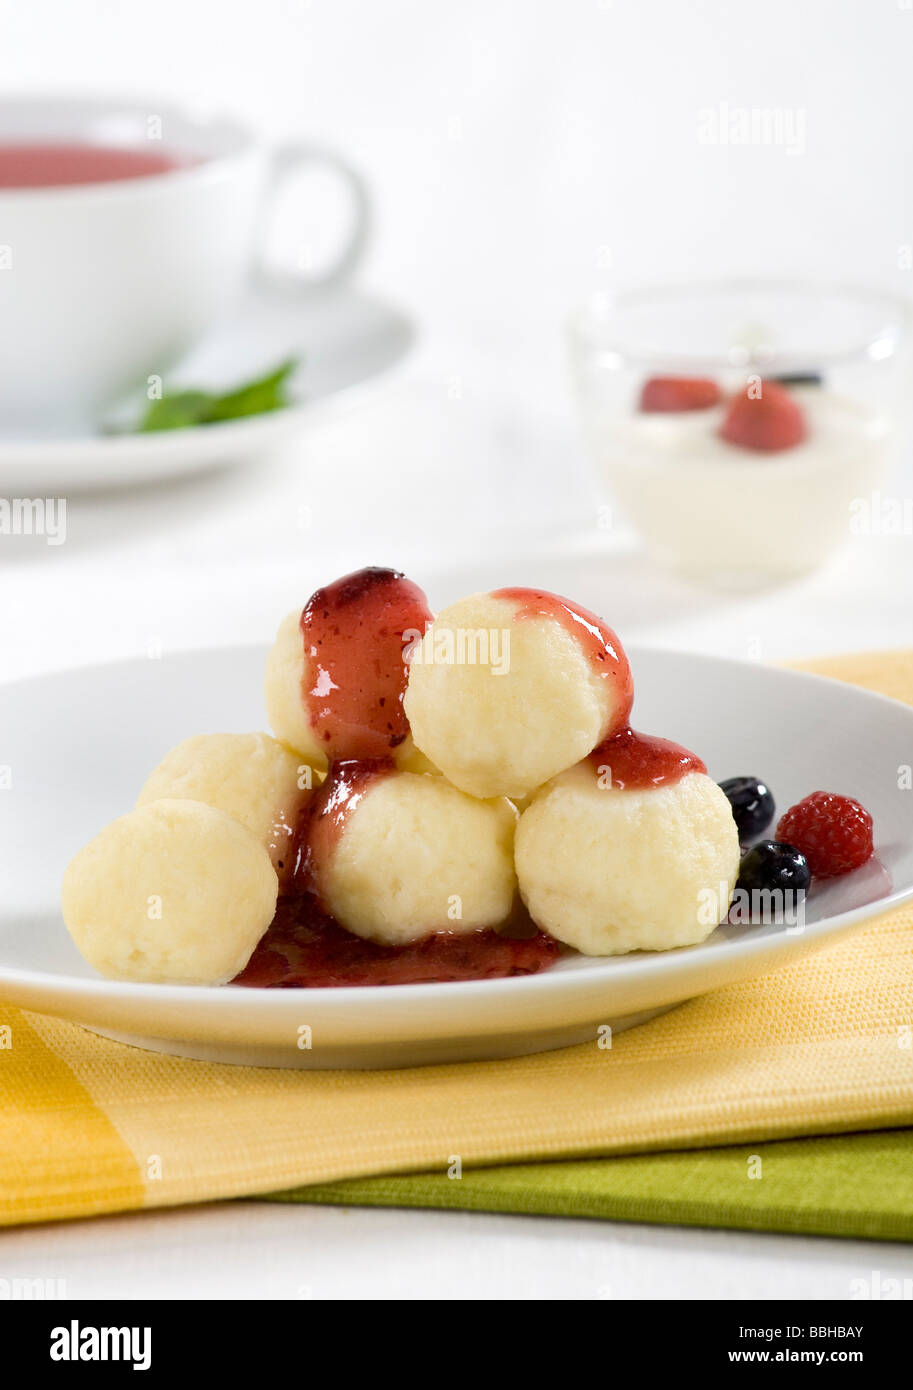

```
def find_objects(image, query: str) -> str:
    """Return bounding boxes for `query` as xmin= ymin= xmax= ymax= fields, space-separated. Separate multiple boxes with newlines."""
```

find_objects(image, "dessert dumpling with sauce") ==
xmin=60 ymin=563 xmax=749 ymax=991
xmin=515 ymin=730 xmax=739 ymax=955
xmin=298 ymin=763 xmax=519 ymax=947
xmin=265 ymin=567 xmax=435 ymax=769
xmin=404 ymin=589 xmax=633 ymax=800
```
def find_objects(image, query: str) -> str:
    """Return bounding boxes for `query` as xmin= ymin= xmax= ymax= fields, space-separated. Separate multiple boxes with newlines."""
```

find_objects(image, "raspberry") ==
xmin=639 ymin=376 xmax=721 ymax=412
xmin=776 ymin=792 xmax=874 ymax=877
xmin=719 ymin=380 xmax=806 ymax=452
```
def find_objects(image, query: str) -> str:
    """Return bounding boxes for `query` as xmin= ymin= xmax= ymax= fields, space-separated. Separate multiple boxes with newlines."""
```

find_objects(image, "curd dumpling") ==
xmin=313 ymin=769 xmax=518 ymax=946
xmin=515 ymin=765 xmax=739 ymax=955
xmin=62 ymin=799 xmax=278 ymax=984
xmin=136 ymin=731 xmax=311 ymax=874
xmin=403 ymin=590 xmax=633 ymax=799
xmin=264 ymin=609 xmax=326 ymax=768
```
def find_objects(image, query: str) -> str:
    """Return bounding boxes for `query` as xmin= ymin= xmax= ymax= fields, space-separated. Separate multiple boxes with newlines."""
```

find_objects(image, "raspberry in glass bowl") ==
xmin=568 ymin=280 xmax=910 ymax=587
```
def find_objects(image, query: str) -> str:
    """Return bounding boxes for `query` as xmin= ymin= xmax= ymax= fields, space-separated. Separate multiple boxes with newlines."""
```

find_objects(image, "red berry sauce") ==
xmin=234 ymin=892 xmax=563 ymax=988
xmin=290 ymin=757 xmax=394 ymax=899
xmin=492 ymin=587 xmax=634 ymax=731
xmin=588 ymin=726 xmax=706 ymax=790
xmin=300 ymin=567 xmax=433 ymax=761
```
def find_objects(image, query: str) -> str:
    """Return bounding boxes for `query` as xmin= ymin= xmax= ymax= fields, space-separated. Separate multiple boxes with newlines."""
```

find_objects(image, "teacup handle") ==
xmin=253 ymin=141 xmax=371 ymax=290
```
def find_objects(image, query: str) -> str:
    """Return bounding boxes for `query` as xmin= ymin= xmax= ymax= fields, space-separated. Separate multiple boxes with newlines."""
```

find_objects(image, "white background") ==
xmin=4 ymin=0 xmax=910 ymax=339
xmin=3 ymin=0 xmax=913 ymax=678
xmin=2 ymin=0 xmax=913 ymax=1298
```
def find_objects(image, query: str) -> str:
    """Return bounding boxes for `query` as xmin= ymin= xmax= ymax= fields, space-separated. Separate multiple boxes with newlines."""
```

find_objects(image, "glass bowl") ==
xmin=568 ymin=280 xmax=911 ymax=587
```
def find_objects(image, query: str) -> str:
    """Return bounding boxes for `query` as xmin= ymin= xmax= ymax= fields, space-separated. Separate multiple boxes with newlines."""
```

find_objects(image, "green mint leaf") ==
xmin=137 ymin=358 xmax=300 ymax=432
xmin=138 ymin=391 xmax=215 ymax=432
xmin=204 ymin=359 xmax=298 ymax=423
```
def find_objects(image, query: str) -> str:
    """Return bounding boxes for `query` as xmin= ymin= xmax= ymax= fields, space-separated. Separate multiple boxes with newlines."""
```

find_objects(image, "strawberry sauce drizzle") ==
xmin=588 ymin=726 xmax=706 ymax=790
xmin=492 ymin=586 xmax=633 ymax=730
xmin=290 ymin=757 xmax=394 ymax=898
xmin=300 ymin=567 xmax=433 ymax=761
xmin=234 ymin=894 xmax=563 ymax=988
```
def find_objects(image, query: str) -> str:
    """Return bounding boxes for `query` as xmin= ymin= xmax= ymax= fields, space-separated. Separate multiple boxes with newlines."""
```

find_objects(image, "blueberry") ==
xmin=737 ymin=840 xmax=811 ymax=896
xmin=719 ymin=776 xmax=776 ymax=839
xmin=772 ymin=371 xmax=823 ymax=387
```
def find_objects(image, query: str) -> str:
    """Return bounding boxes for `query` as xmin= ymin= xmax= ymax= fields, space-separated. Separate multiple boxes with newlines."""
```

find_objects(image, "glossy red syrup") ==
xmin=0 ymin=142 xmax=193 ymax=188
xmin=300 ymin=567 xmax=433 ymax=761
xmin=233 ymin=756 xmax=562 ymax=988
xmin=589 ymin=726 xmax=706 ymax=790
xmin=290 ymin=757 xmax=393 ymax=897
xmin=492 ymin=587 xmax=633 ymax=730
xmin=234 ymin=893 xmax=562 ymax=988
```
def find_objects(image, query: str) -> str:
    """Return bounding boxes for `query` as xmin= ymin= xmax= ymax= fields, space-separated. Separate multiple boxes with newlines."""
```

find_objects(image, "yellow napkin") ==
xmin=2 ymin=650 xmax=913 ymax=1228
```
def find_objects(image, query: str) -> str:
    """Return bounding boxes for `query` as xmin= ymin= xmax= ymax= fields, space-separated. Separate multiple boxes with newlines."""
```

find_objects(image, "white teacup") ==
xmin=0 ymin=96 xmax=371 ymax=432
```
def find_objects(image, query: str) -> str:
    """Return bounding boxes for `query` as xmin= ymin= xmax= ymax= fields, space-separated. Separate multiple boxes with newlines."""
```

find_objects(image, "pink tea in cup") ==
xmin=0 ymin=142 xmax=193 ymax=188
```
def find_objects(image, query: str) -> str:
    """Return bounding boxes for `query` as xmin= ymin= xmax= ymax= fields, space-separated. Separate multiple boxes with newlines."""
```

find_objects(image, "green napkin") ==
xmin=266 ymin=1129 xmax=913 ymax=1242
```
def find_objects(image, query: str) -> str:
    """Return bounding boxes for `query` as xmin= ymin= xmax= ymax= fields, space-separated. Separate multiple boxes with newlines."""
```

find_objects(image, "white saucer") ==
xmin=1 ymin=644 xmax=911 ymax=1068
xmin=0 ymin=283 xmax=414 ymax=492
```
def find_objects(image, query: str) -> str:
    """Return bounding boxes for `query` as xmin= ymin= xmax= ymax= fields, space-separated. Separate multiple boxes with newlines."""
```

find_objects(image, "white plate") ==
xmin=0 ymin=284 xmax=414 ymax=492
xmin=1 ymin=645 xmax=910 ymax=1068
